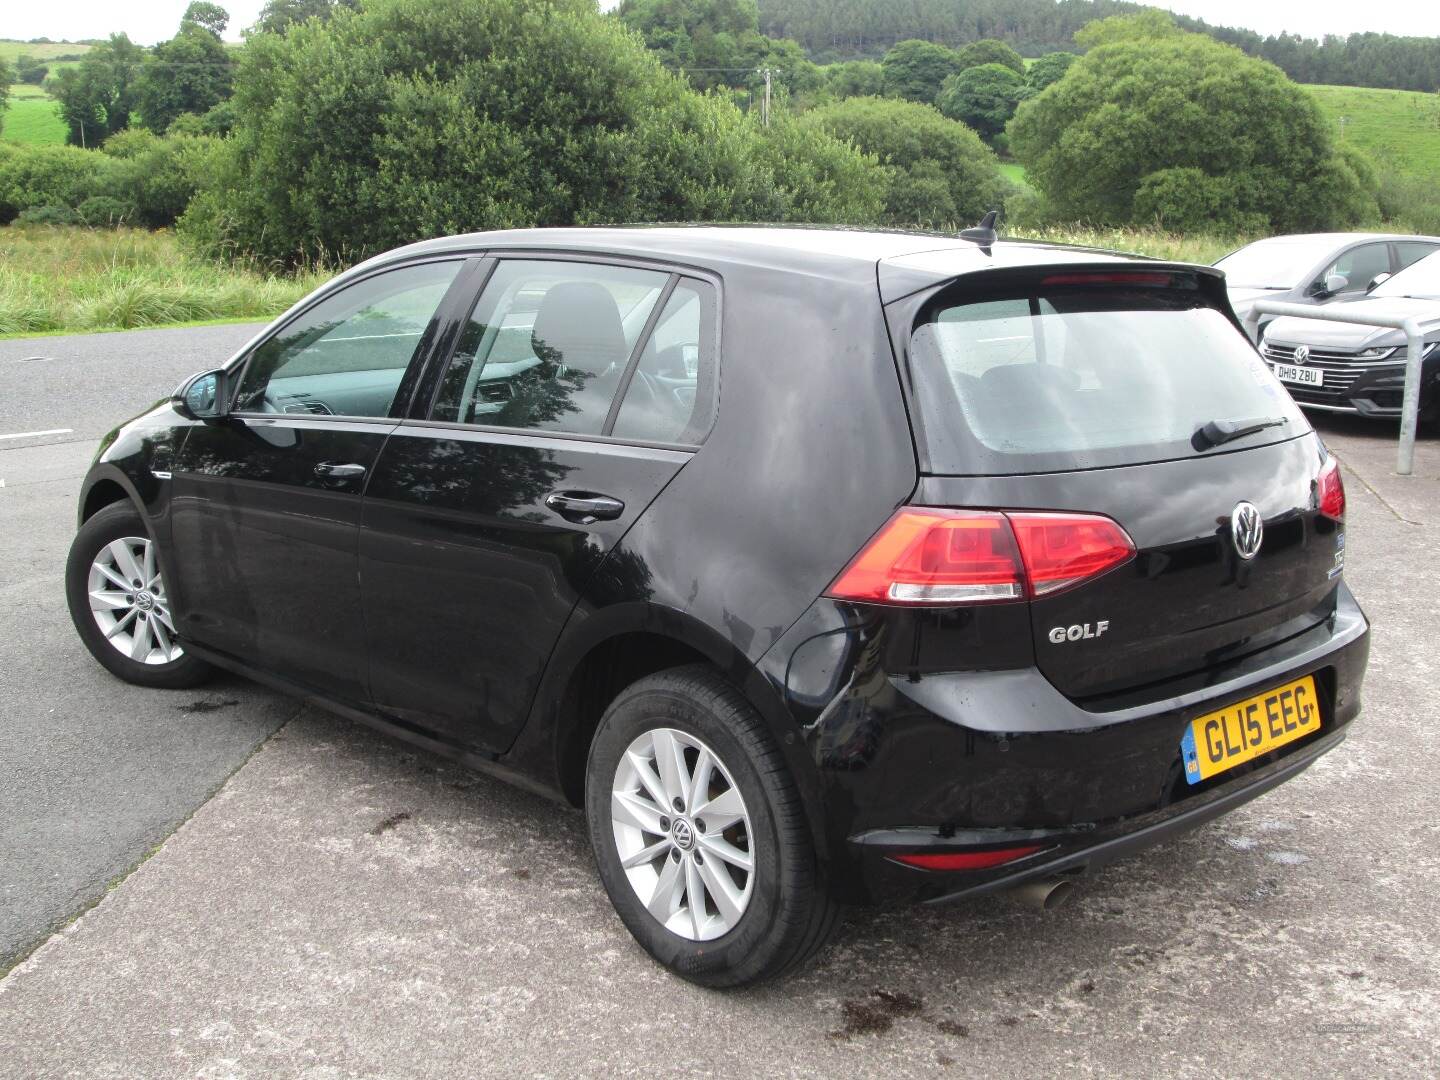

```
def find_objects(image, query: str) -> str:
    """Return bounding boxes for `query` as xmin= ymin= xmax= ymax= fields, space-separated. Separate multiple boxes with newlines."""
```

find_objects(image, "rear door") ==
xmin=169 ymin=258 xmax=466 ymax=704
xmin=899 ymin=269 xmax=1342 ymax=700
xmin=358 ymin=257 xmax=720 ymax=753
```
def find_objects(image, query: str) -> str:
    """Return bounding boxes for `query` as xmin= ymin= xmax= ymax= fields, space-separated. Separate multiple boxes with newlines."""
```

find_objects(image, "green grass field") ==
xmin=2 ymin=84 xmax=66 ymax=145
xmin=998 ymin=161 xmax=1031 ymax=190
xmin=1307 ymin=84 xmax=1440 ymax=180
xmin=0 ymin=40 xmax=92 ymax=63
xmin=0 ymin=224 xmax=1237 ymax=338
xmin=0 ymin=227 xmax=329 ymax=337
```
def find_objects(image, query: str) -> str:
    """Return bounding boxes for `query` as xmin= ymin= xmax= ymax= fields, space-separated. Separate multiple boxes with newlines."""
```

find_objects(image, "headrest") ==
xmin=531 ymin=282 xmax=627 ymax=375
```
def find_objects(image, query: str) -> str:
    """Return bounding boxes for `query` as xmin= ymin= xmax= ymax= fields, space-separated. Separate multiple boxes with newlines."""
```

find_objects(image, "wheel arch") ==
xmin=78 ymin=468 xmax=144 ymax=527
xmin=513 ymin=601 xmax=828 ymax=852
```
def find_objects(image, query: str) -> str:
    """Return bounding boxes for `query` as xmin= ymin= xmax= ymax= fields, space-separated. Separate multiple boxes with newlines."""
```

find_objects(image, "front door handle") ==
xmin=545 ymin=491 xmax=625 ymax=524
xmin=314 ymin=461 xmax=368 ymax=481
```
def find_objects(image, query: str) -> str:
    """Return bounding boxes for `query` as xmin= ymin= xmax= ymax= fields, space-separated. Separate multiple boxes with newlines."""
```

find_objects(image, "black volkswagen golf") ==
xmin=67 ymin=226 xmax=1370 ymax=987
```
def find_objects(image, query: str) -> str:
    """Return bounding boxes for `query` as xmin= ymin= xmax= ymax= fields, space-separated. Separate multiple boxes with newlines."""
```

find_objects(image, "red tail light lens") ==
xmin=824 ymin=509 xmax=1025 ymax=606
xmin=827 ymin=508 xmax=1134 ymax=606
xmin=1317 ymin=458 xmax=1345 ymax=520
xmin=890 ymin=845 xmax=1045 ymax=871
xmin=1008 ymin=513 xmax=1138 ymax=597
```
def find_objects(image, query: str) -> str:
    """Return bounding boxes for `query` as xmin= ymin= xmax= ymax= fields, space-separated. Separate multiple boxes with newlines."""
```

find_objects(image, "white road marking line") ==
xmin=0 ymin=428 xmax=74 ymax=441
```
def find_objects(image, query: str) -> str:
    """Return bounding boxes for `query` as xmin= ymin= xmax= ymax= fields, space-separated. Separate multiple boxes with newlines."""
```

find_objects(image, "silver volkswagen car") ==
xmin=1257 ymin=250 xmax=1440 ymax=424
xmin=1216 ymin=233 xmax=1440 ymax=342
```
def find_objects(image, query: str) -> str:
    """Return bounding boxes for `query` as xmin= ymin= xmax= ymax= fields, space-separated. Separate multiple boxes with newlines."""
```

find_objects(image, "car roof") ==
xmin=1226 ymin=232 xmax=1440 ymax=248
xmin=349 ymin=224 xmax=1195 ymax=303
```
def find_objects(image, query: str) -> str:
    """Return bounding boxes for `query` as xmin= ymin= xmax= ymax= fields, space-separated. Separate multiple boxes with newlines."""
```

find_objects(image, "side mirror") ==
xmin=1323 ymin=273 xmax=1349 ymax=297
xmin=1367 ymin=272 xmax=1391 ymax=293
xmin=173 ymin=369 xmax=229 ymax=420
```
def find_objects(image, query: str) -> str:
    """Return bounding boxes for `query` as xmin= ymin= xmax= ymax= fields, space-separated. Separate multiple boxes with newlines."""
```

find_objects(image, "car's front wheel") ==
xmin=585 ymin=665 xmax=838 ymax=987
xmin=65 ymin=501 xmax=213 ymax=689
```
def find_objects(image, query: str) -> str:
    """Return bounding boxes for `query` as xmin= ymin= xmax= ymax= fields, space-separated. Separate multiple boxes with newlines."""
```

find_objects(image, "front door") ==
xmin=168 ymin=258 xmax=467 ymax=704
xmin=359 ymin=258 xmax=719 ymax=752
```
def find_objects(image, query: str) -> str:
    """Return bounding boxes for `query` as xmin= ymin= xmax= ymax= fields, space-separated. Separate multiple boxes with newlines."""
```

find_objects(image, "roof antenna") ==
xmin=960 ymin=209 xmax=999 ymax=251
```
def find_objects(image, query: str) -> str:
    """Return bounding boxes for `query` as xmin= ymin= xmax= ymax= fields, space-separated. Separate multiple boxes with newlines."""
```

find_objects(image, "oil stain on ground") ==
xmin=370 ymin=811 xmax=412 ymax=835
xmin=830 ymin=989 xmax=923 ymax=1039
xmin=175 ymin=698 xmax=240 ymax=714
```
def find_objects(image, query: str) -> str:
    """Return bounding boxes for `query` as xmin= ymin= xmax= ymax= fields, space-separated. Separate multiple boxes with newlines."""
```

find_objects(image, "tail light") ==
xmin=1317 ymin=458 xmax=1345 ymax=520
xmin=826 ymin=508 xmax=1135 ymax=606
xmin=890 ymin=845 xmax=1046 ymax=871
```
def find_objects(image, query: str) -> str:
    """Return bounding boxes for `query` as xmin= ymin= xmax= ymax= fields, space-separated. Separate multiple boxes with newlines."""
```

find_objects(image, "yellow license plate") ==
xmin=1181 ymin=675 xmax=1320 ymax=785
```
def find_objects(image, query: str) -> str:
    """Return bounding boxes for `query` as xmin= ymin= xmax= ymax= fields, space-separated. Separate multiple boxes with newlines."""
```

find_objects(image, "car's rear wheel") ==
xmin=585 ymin=664 xmax=838 ymax=987
xmin=65 ymin=501 xmax=213 ymax=689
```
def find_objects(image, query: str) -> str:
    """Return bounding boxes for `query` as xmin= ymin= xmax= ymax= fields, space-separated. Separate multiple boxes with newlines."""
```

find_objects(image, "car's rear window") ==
xmin=907 ymin=278 xmax=1307 ymax=475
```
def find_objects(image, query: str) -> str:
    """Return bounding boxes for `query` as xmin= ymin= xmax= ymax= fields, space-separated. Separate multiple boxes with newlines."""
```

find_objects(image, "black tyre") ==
xmin=585 ymin=664 xmax=838 ymax=987
xmin=65 ymin=501 xmax=213 ymax=689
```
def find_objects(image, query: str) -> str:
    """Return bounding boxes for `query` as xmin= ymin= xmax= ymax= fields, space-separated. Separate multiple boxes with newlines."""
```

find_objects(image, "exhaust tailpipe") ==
xmin=1009 ymin=877 xmax=1075 ymax=911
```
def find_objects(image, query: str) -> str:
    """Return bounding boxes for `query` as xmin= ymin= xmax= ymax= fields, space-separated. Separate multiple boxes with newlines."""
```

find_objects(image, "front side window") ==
xmin=1321 ymin=244 xmax=1390 ymax=295
xmin=908 ymin=278 xmax=1306 ymax=475
xmin=234 ymin=260 xmax=462 ymax=418
xmin=431 ymin=260 xmax=668 ymax=435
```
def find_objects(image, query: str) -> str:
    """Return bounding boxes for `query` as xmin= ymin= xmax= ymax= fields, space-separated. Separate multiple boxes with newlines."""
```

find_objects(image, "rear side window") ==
xmin=431 ymin=260 xmax=668 ymax=435
xmin=1395 ymin=241 xmax=1439 ymax=272
xmin=908 ymin=277 xmax=1305 ymax=475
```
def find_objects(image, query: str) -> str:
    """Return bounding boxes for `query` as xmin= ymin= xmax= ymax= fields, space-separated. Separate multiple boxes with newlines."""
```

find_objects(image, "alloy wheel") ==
xmin=610 ymin=727 xmax=755 ymax=941
xmin=87 ymin=536 xmax=183 ymax=666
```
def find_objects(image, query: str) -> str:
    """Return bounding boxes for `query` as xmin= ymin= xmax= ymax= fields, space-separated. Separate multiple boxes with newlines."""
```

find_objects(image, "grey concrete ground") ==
xmin=1 ymin=325 xmax=1437 ymax=1077
xmin=0 ymin=324 xmax=284 ymax=971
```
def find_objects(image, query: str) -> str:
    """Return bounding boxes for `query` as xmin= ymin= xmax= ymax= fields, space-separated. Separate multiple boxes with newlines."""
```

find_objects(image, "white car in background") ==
xmin=1215 ymin=233 xmax=1440 ymax=341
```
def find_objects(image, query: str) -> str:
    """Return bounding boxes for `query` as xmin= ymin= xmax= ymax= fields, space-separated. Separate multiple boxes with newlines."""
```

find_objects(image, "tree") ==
xmin=249 ymin=0 xmax=357 ymax=36
xmin=0 ymin=60 xmax=11 ymax=133
xmin=181 ymin=0 xmax=886 ymax=264
xmin=1008 ymin=31 xmax=1379 ymax=231
xmin=137 ymin=16 xmax=235 ymax=133
xmin=804 ymin=96 xmax=1006 ymax=228
xmin=183 ymin=2 xmax=230 ymax=37
xmin=880 ymin=40 xmax=963 ymax=103
xmin=1074 ymin=10 xmax=1185 ymax=51
xmin=15 ymin=55 xmax=49 ymax=84
xmin=956 ymin=39 xmax=1024 ymax=74
xmin=1025 ymin=51 xmax=1076 ymax=93
xmin=49 ymin=34 xmax=145 ymax=146
xmin=824 ymin=60 xmax=884 ymax=100
xmin=936 ymin=63 xmax=1026 ymax=141
xmin=616 ymin=0 xmax=816 ymax=94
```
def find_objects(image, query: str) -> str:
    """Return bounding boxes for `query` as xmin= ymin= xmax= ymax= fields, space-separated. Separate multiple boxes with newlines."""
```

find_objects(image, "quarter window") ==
xmin=611 ymin=281 xmax=718 ymax=445
xmin=234 ymin=260 xmax=461 ymax=418
xmin=430 ymin=260 xmax=668 ymax=435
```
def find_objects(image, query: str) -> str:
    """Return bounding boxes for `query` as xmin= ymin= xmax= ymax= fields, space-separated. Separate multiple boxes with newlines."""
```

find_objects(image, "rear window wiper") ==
xmin=1193 ymin=416 xmax=1289 ymax=450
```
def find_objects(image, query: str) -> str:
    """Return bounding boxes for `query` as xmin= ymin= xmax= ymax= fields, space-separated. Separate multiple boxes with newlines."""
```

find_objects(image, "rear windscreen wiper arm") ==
xmin=1194 ymin=416 xmax=1288 ymax=449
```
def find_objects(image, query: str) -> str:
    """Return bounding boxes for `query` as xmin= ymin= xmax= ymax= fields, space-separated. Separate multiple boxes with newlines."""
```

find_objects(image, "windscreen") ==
xmin=1213 ymin=237 xmax=1338 ymax=288
xmin=1371 ymin=250 xmax=1440 ymax=299
xmin=908 ymin=277 xmax=1307 ymax=475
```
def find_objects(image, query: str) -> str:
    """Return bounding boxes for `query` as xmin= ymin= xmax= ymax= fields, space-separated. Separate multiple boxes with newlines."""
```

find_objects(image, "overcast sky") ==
xmin=4 ymin=0 xmax=1437 ymax=48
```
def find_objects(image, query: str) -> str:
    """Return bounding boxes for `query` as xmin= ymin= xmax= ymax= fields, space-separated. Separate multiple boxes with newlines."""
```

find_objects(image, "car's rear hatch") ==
xmin=884 ymin=259 xmax=1344 ymax=701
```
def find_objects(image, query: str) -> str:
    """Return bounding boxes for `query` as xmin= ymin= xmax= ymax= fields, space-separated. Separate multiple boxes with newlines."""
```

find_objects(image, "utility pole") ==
xmin=1338 ymin=115 xmax=1349 ymax=141
xmin=760 ymin=68 xmax=772 ymax=127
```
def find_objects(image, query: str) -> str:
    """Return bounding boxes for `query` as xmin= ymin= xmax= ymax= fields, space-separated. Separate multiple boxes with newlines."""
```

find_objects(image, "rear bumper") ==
xmin=873 ymin=727 xmax=1343 ymax=907
xmin=769 ymin=584 xmax=1369 ymax=906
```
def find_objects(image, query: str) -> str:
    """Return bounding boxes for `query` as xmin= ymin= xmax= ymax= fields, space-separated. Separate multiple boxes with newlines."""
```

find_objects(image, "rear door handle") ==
xmin=545 ymin=491 xmax=625 ymax=523
xmin=314 ymin=461 xmax=368 ymax=481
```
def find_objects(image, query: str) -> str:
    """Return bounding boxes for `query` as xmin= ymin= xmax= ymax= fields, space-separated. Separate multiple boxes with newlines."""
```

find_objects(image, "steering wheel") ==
xmin=634 ymin=370 xmax=690 ymax=426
